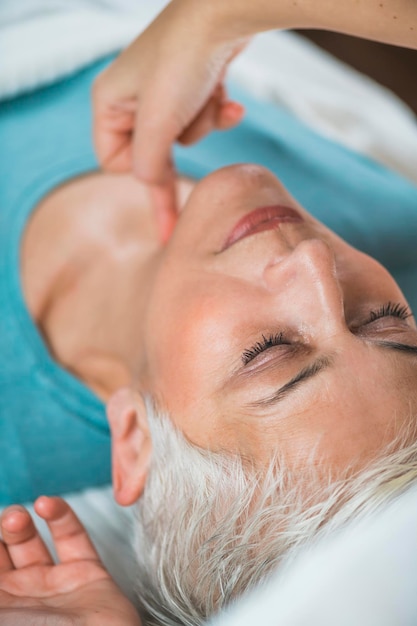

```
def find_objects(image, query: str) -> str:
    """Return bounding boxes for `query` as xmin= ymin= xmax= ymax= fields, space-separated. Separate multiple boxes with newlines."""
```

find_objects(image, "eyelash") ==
xmin=242 ymin=301 xmax=412 ymax=365
xmin=242 ymin=332 xmax=287 ymax=365
xmin=365 ymin=301 xmax=411 ymax=324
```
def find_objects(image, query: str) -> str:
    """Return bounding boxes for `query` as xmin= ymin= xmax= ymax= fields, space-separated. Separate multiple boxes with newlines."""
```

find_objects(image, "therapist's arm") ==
xmin=93 ymin=0 xmax=416 ymax=235
xmin=218 ymin=0 xmax=417 ymax=48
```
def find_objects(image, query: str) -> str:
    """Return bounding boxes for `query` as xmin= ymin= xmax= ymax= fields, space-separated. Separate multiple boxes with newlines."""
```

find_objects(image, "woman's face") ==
xmin=142 ymin=165 xmax=417 ymax=471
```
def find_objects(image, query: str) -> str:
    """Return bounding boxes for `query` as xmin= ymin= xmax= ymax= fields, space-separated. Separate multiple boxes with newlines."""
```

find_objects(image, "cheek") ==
xmin=341 ymin=249 xmax=406 ymax=306
xmin=241 ymin=358 xmax=417 ymax=474
xmin=287 ymin=369 xmax=415 ymax=474
xmin=145 ymin=289 xmax=234 ymax=413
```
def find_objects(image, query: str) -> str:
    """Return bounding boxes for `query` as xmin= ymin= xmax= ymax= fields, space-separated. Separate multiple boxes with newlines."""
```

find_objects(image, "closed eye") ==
xmin=242 ymin=332 xmax=288 ymax=365
xmin=241 ymin=301 xmax=413 ymax=366
xmin=363 ymin=301 xmax=411 ymax=325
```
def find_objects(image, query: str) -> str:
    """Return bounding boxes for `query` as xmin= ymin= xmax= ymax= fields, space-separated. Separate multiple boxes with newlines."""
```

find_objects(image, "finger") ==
xmin=34 ymin=497 xmax=101 ymax=564
xmin=177 ymin=92 xmax=224 ymax=147
xmin=178 ymin=83 xmax=227 ymax=146
xmin=93 ymin=100 xmax=135 ymax=173
xmin=178 ymin=97 xmax=244 ymax=146
xmin=150 ymin=170 xmax=178 ymax=244
xmin=132 ymin=101 xmax=177 ymax=184
xmin=0 ymin=506 xmax=53 ymax=569
xmin=131 ymin=68 xmax=221 ymax=184
xmin=0 ymin=541 xmax=13 ymax=573
xmin=216 ymin=101 xmax=245 ymax=130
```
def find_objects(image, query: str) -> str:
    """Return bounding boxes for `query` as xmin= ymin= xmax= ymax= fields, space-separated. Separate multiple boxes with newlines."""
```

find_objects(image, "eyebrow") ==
xmin=373 ymin=340 xmax=417 ymax=356
xmin=246 ymin=341 xmax=417 ymax=409
xmin=248 ymin=355 xmax=332 ymax=408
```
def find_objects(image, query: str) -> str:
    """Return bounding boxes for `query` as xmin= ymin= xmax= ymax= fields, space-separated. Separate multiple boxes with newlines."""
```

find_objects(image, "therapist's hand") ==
xmin=93 ymin=0 xmax=245 ymax=241
xmin=0 ymin=497 xmax=141 ymax=626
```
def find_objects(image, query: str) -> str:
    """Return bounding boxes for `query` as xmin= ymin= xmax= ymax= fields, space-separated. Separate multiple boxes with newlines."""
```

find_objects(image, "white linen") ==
xmin=210 ymin=484 xmax=417 ymax=626
xmin=230 ymin=32 xmax=417 ymax=185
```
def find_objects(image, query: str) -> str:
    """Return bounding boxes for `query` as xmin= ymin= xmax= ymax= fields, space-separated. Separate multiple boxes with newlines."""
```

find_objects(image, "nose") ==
xmin=262 ymin=238 xmax=347 ymax=341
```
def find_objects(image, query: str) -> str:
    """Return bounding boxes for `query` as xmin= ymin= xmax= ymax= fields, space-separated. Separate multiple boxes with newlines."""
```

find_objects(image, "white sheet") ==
xmin=210 ymin=484 xmax=417 ymax=626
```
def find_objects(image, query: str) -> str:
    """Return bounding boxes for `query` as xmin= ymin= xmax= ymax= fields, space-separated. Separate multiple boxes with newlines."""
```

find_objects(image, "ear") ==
xmin=106 ymin=388 xmax=152 ymax=506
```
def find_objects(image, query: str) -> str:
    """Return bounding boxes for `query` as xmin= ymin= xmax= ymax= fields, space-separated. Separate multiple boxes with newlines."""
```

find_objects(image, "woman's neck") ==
xmin=21 ymin=170 xmax=195 ymax=399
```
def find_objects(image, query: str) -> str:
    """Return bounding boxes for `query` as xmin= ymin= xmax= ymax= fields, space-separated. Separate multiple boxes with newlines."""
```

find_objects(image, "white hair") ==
xmin=132 ymin=400 xmax=417 ymax=626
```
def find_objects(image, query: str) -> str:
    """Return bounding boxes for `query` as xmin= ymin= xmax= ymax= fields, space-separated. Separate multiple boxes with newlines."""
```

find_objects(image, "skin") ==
xmin=93 ymin=0 xmax=417 ymax=216
xmin=0 ymin=497 xmax=141 ymax=625
xmin=138 ymin=164 xmax=417 ymax=475
xmin=22 ymin=164 xmax=417 ymax=497
xmin=22 ymin=172 xmax=192 ymax=397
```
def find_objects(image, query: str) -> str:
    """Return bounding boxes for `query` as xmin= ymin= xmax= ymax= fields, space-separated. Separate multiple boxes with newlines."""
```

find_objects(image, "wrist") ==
xmin=168 ymin=0 xmax=247 ymax=46
xmin=193 ymin=0 xmax=313 ymax=39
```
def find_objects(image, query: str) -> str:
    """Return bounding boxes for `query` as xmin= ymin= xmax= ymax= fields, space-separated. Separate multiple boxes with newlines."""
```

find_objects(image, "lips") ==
xmin=222 ymin=205 xmax=304 ymax=250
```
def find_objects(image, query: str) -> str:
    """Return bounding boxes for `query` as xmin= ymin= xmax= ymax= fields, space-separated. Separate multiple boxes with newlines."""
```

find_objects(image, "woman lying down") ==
xmin=2 ymin=5 xmax=417 ymax=626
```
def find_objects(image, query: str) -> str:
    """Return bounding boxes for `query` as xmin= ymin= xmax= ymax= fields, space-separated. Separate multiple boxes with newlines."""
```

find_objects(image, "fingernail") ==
xmin=2 ymin=507 xmax=27 ymax=530
xmin=2 ymin=505 xmax=25 ymax=518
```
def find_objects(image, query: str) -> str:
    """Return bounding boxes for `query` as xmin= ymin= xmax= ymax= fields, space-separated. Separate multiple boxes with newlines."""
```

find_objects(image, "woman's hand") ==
xmin=0 ymin=497 xmax=141 ymax=626
xmin=93 ymin=0 xmax=246 ymax=241
xmin=93 ymin=1 xmax=245 ymax=180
